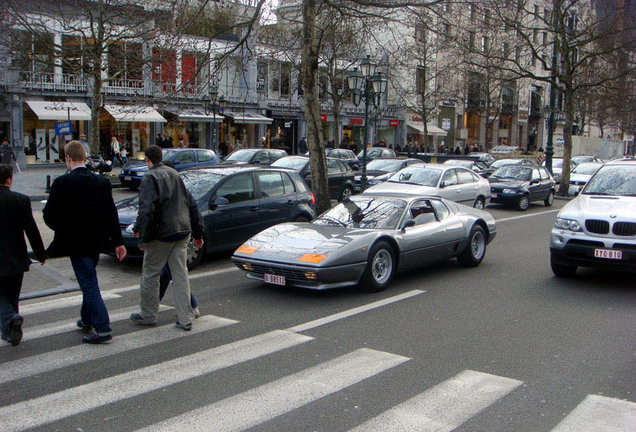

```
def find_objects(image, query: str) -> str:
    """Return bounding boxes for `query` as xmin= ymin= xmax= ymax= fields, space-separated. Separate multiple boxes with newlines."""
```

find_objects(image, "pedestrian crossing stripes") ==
xmin=551 ymin=395 xmax=636 ymax=432
xmin=135 ymin=348 xmax=410 ymax=432
xmin=0 ymin=330 xmax=313 ymax=432
xmin=19 ymin=291 xmax=122 ymax=316
xmin=348 ymin=370 xmax=523 ymax=432
xmin=0 ymin=315 xmax=238 ymax=384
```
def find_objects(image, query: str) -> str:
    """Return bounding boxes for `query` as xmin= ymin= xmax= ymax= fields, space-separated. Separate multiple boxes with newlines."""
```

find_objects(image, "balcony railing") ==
xmin=19 ymin=71 xmax=87 ymax=92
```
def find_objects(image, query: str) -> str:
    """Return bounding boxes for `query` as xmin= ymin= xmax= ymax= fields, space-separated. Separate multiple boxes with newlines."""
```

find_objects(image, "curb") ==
xmin=20 ymin=283 xmax=80 ymax=301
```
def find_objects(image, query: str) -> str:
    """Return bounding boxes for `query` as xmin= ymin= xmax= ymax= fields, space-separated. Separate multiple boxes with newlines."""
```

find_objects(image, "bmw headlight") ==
xmin=554 ymin=218 xmax=581 ymax=231
xmin=503 ymin=188 xmax=517 ymax=194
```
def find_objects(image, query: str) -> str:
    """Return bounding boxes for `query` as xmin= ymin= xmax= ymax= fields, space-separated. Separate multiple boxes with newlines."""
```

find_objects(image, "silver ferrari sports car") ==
xmin=232 ymin=193 xmax=497 ymax=292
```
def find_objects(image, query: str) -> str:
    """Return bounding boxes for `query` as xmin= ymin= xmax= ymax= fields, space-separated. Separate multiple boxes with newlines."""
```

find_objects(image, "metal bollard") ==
xmin=46 ymin=175 xmax=51 ymax=193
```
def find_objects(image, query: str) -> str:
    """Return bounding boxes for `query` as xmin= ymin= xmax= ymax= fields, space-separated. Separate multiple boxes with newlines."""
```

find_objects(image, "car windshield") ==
xmin=491 ymin=166 xmax=532 ymax=181
xmin=490 ymin=159 xmax=519 ymax=168
xmin=572 ymin=163 xmax=602 ymax=175
xmin=314 ymin=196 xmax=406 ymax=229
xmin=367 ymin=159 xmax=403 ymax=172
xmin=551 ymin=159 xmax=563 ymax=168
xmin=572 ymin=156 xmax=592 ymax=164
xmin=387 ymin=167 xmax=441 ymax=187
xmin=444 ymin=160 xmax=472 ymax=168
xmin=180 ymin=171 xmax=225 ymax=200
xmin=225 ymin=150 xmax=254 ymax=162
xmin=582 ymin=166 xmax=636 ymax=196
xmin=271 ymin=157 xmax=307 ymax=171
xmin=162 ymin=150 xmax=177 ymax=161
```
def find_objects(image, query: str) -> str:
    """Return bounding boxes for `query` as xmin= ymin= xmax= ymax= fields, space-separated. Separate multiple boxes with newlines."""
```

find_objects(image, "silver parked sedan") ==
xmin=363 ymin=164 xmax=491 ymax=209
xmin=232 ymin=193 xmax=496 ymax=292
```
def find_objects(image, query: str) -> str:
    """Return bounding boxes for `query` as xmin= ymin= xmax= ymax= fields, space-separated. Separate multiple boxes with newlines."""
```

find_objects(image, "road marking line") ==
xmin=112 ymin=266 xmax=239 ymax=294
xmin=22 ymin=305 xmax=174 ymax=341
xmin=349 ymin=369 xmax=523 ymax=432
xmin=135 ymin=348 xmax=410 ymax=432
xmin=0 ymin=315 xmax=238 ymax=384
xmin=0 ymin=330 xmax=313 ymax=432
xmin=496 ymin=209 xmax=560 ymax=223
xmin=551 ymin=395 xmax=636 ymax=432
xmin=288 ymin=290 xmax=425 ymax=333
xmin=19 ymin=292 xmax=122 ymax=316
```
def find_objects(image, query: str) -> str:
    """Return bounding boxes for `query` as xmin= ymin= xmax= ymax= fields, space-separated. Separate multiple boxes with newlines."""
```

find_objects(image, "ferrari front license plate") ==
xmin=264 ymin=273 xmax=285 ymax=285
xmin=594 ymin=249 xmax=622 ymax=260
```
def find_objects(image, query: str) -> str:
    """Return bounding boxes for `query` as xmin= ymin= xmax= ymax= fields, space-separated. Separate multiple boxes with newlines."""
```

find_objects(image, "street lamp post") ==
xmin=347 ymin=55 xmax=388 ymax=192
xmin=202 ymin=81 xmax=224 ymax=153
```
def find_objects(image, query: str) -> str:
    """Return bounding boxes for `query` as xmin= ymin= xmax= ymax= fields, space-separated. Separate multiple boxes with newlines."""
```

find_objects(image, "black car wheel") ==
xmin=457 ymin=225 xmax=487 ymax=267
xmin=516 ymin=194 xmax=530 ymax=211
xmin=359 ymin=241 xmax=395 ymax=292
xmin=473 ymin=197 xmax=485 ymax=210
xmin=339 ymin=185 xmax=353 ymax=202
xmin=186 ymin=239 xmax=205 ymax=269
xmin=544 ymin=190 xmax=554 ymax=207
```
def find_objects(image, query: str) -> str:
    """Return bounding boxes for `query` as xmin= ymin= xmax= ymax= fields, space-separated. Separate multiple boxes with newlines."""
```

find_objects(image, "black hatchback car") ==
xmin=271 ymin=156 xmax=355 ymax=201
xmin=489 ymin=165 xmax=555 ymax=211
xmin=116 ymin=166 xmax=315 ymax=267
xmin=325 ymin=148 xmax=360 ymax=171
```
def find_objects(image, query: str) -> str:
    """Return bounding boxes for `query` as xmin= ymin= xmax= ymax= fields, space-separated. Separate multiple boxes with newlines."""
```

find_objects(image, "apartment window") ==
xmin=257 ymin=60 xmax=267 ymax=93
xmin=281 ymin=63 xmax=291 ymax=96
xmin=469 ymin=31 xmax=475 ymax=50
xmin=442 ymin=1 xmax=451 ymax=12
xmin=484 ymin=9 xmax=491 ymax=26
xmin=534 ymin=5 xmax=541 ymax=18
xmin=443 ymin=23 xmax=451 ymax=41
xmin=503 ymin=42 xmax=510 ymax=59
xmin=416 ymin=66 xmax=426 ymax=93
xmin=481 ymin=36 xmax=489 ymax=53
xmin=269 ymin=61 xmax=280 ymax=93
xmin=531 ymin=52 xmax=537 ymax=67
xmin=469 ymin=3 xmax=476 ymax=21
xmin=515 ymin=46 xmax=522 ymax=63
xmin=542 ymin=31 xmax=548 ymax=45
xmin=542 ymin=54 xmax=548 ymax=70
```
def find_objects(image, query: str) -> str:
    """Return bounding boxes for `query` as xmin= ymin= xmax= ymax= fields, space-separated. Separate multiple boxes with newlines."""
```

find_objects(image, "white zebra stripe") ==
xmin=551 ymin=395 xmax=636 ymax=432
xmin=135 ymin=348 xmax=410 ymax=432
xmin=19 ymin=292 xmax=121 ymax=316
xmin=349 ymin=369 xmax=523 ymax=432
xmin=0 ymin=330 xmax=312 ymax=432
xmin=0 ymin=315 xmax=238 ymax=384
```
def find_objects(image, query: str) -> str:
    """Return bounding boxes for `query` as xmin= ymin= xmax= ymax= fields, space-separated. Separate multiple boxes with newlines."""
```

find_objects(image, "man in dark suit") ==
xmin=43 ymin=141 xmax=126 ymax=344
xmin=0 ymin=164 xmax=47 ymax=346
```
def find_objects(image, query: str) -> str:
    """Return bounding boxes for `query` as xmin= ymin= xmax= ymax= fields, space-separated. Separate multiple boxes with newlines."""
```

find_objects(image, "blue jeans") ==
xmin=0 ymin=273 xmax=23 ymax=338
xmin=70 ymin=255 xmax=111 ymax=334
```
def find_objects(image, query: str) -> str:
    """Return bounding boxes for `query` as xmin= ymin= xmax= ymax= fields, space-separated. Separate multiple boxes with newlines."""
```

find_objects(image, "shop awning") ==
xmin=406 ymin=121 xmax=448 ymax=136
xmin=176 ymin=109 xmax=225 ymax=123
xmin=26 ymin=101 xmax=92 ymax=121
xmin=224 ymin=112 xmax=273 ymax=124
xmin=104 ymin=105 xmax=166 ymax=123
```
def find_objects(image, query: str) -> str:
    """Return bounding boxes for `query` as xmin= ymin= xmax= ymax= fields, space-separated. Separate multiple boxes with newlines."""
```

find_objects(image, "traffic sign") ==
xmin=54 ymin=121 xmax=73 ymax=136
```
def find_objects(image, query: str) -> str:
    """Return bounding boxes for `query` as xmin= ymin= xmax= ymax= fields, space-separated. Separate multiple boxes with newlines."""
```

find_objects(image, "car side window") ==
xmin=216 ymin=174 xmax=255 ymax=204
xmin=539 ymin=167 xmax=550 ymax=180
xmin=196 ymin=150 xmax=213 ymax=162
xmin=442 ymin=169 xmax=458 ymax=186
xmin=175 ymin=150 xmax=195 ymax=164
xmin=326 ymin=159 xmax=341 ymax=173
xmin=272 ymin=151 xmax=285 ymax=162
xmin=457 ymin=169 xmax=475 ymax=184
xmin=532 ymin=169 xmax=541 ymax=181
xmin=253 ymin=151 xmax=270 ymax=164
xmin=475 ymin=161 xmax=487 ymax=170
xmin=281 ymin=172 xmax=296 ymax=194
xmin=430 ymin=199 xmax=451 ymax=220
xmin=257 ymin=172 xmax=285 ymax=197
xmin=410 ymin=200 xmax=437 ymax=225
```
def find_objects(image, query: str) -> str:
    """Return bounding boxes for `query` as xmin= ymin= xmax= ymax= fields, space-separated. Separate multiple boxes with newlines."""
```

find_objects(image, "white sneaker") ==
xmin=193 ymin=307 xmax=200 ymax=318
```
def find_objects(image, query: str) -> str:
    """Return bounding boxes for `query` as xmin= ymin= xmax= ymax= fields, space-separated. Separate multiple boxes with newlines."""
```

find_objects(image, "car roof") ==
xmin=605 ymin=157 xmax=636 ymax=165
xmin=188 ymin=165 xmax=278 ymax=175
xmin=356 ymin=192 xmax=445 ymax=202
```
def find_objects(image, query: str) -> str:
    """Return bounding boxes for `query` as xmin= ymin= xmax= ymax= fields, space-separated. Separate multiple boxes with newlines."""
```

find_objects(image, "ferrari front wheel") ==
xmin=359 ymin=241 xmax=395 ymax=293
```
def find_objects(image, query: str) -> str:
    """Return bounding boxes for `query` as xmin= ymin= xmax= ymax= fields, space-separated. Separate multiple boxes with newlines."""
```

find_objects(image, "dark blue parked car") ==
xmin=119 ymin=148 xmax=220 ymax=189
xmin=116 ymin=166 xmax=315 ymax=267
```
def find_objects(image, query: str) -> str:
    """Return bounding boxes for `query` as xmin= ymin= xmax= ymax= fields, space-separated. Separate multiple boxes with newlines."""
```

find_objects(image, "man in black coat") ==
xmin=43 ymin=141 xmax=126 ymax=344
xmin=0 ymin=164 xmax=47 ymax=346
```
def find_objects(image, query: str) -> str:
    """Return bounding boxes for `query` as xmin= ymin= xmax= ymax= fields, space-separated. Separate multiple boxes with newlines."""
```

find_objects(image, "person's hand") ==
xmin=194 ymin=238 xmax=204 ymax=249
xmin=115 ymin=245 xmax=127 ymax=261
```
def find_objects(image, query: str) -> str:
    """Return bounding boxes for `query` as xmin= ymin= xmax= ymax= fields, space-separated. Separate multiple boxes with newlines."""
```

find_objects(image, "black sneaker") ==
xmin=130 ymin=313 xmax=157 ymax=326
xmin=82 ymin=333 xmax=113 ymax=344
xmin=175 ymin=321 xmax=192 ymax=331
xmin=76 ymin=319 xmax=93 ymax=334
xmin=9 ymin=315 xmax=23 ymax=346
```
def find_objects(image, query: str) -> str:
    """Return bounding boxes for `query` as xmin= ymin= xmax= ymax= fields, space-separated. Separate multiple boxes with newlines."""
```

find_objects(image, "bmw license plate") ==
xmin=594 ymin=249 xmax=622 ymax=260
xmin=124 ymin=176 xmax=132 ymax=181
xmin=264 ymin=273 xmax=285 ymax=285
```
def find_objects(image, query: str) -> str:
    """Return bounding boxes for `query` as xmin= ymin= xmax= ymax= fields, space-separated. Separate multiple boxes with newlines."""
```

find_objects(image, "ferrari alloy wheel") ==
xmin=457 ymin=225 xmax=486 ymax=267
xmin=473 ymin=197 xmax=485 ymax=210
xmin=360 ymin=241 xmax=395 ymax=292
xmin=517 ymin=195 xmax=530 ymax=211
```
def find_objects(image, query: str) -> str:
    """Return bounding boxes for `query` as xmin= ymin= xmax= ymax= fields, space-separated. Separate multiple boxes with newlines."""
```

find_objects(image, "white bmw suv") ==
xmin=550 ymin=158 xmax=636 ymax=276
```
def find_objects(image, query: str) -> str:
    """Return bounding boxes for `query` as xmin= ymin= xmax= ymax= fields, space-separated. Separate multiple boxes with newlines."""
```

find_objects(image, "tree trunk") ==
xmin=302 ymin=0 xmax=330 ymax=214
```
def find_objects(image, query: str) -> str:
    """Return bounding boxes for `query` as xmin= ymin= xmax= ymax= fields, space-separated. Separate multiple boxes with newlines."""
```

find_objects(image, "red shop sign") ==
xmin=320 ymin=114 xmax=327 ymax=122
xmin=350 ymin=118 xmax=364 ymax=126
xmin=389 ymin=119 xmax=399 ymax=127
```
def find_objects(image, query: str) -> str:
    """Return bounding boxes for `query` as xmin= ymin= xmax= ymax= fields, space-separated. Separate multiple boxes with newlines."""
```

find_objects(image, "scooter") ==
xmin=85 ymin=155 xmax=113 ymax=175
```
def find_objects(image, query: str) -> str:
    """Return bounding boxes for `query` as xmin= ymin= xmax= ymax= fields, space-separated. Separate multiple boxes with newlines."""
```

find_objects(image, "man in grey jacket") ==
xmin=130 ymin=145 xmax=198 ymax=330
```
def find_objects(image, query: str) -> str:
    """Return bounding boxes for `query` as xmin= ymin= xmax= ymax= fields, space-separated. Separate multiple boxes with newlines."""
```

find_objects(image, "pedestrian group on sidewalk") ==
xmin=0 ymin=141 xmax=204 ymax=346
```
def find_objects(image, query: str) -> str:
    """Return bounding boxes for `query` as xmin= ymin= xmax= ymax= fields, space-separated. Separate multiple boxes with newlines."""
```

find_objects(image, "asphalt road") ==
xmin=1 ymin=199 xmax=634 ymax=432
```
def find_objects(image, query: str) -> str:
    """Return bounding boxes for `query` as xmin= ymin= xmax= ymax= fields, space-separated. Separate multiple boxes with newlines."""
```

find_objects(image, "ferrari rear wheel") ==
xmin=360 ymin=241 xmax=395 ymax=292
xmin=457 ymin=225 xmax=486 ymax=267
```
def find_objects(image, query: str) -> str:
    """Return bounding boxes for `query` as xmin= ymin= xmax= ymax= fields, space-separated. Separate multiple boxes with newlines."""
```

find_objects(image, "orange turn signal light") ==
xmin=298 ymin=254 xmax=327 ymax=264
xmin=236 ymin=245 xmax=258 ymax=255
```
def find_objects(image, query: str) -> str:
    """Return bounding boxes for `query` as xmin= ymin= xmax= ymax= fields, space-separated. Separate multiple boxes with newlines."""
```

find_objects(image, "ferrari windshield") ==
xmin=387 ymin=167 xmax=441 ymax=187
xmin=314 ymin=196 xmax=406 ymax=229
xmin=582 ymin=166 xmax=636 ymax=196
xmin=180 ymin=171 xmax=225 ymax=200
